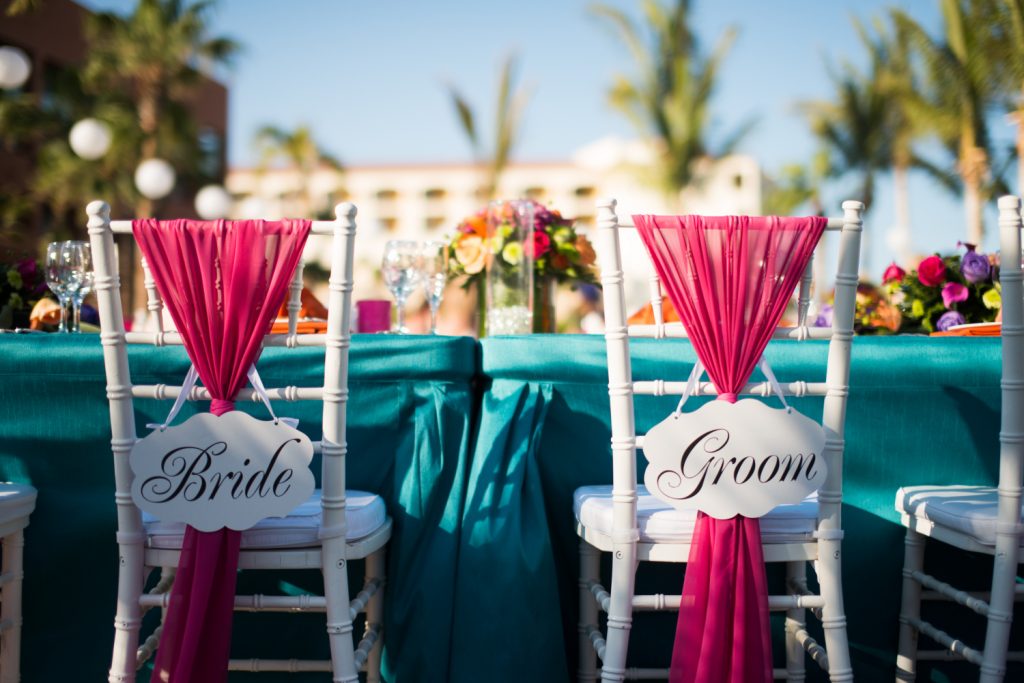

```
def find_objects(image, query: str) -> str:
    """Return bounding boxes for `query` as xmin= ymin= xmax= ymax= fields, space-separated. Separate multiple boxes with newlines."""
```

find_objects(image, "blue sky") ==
xmin=81 ymin=0 xmax=1019 ymax=274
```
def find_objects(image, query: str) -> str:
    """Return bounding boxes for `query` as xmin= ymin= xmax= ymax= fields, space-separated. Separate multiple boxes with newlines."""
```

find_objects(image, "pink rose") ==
xmin=917 ymin=255 xmax=946 ymax=287
xmin=941 ymin=282 xmax=968 ymax=308
xmin=882 ymin=262 xmax=906 ymax=283
xmin=526 ymin=231 xmax=551 ymax=258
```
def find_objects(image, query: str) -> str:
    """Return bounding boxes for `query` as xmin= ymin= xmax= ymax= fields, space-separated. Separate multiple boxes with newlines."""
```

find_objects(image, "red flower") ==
xmin=882 ymin=262 xmax=906 ymax=283
xmin=526 ymin=231 xmax=551 ymax=258
xmin=917 ymin=255 xmax=946 ymax=287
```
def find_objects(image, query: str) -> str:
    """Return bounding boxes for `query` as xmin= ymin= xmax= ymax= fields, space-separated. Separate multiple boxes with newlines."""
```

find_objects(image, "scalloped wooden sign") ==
xmin=130 ymin=411 xmax=315 ymax=532
xmin=642 ymin=399 xmax=827 ymax=519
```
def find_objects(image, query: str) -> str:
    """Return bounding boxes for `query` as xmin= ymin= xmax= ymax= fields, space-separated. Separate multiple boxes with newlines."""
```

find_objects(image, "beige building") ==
xmin=226 ymin=137 xmax=763 ymax=311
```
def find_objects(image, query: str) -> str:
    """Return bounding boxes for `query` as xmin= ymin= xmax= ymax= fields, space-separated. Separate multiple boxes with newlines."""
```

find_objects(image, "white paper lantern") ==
xmin=194 ymin=184 xmax=232 ymax=219
xmin=134 ymin=158 xmax=176 ymax=200
xmin=0 ymin=46 xmax=30 ymax=90
xmin=69 ymin=118 xmax=112 ymax=160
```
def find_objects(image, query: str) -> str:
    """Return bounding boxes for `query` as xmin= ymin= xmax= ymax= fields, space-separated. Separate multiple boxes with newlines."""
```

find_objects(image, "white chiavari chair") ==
xmin=88 ymin=201 xmax=390 ymax=683
xmin=575 ymin=198 xmax=864 ymax=682
xmin=0 ymin=483 xmax=35 ymax=683
xmin=895 ymin=195 xmax=1024 ymax=683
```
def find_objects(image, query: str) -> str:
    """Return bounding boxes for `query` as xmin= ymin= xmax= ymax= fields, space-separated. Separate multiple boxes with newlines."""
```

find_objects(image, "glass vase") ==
xmin=485 ymin=200 xmax=534 ymax=335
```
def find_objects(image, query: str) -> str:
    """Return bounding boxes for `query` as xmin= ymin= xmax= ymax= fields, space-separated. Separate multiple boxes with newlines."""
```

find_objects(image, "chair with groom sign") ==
xmin=89 ymin=200 xmax=391 ymax=682
xmin=575 ymin=198 xmax=864 ymax=682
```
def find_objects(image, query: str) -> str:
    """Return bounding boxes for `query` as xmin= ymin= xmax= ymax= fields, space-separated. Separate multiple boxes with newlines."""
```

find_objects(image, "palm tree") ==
xmin=254 ymin=124 xmax=343 ymax=216
xmin=893 ymin=0 xmax=1002 ymax=244
xmin=82 ymin=0 xmax=240 ymax=218
xmin=589 ymin=0 xmax=751 ymax=208
xmin=446 ymin=54 xmax=530 ymax=199
xmin=987 ymin=0 xmax=1024 ymax=198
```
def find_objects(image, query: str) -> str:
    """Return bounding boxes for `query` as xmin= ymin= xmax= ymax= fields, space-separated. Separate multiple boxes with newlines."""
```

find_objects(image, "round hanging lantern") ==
xmin=134 ymin=158 xmax=176 ymax=200
xmin=194 ymin=184 xmax=232 ymax=219
xmin=69 ymin=118 xmax=112 ymax=160
xmin=0 ymin=46 xmax=30 ymax=90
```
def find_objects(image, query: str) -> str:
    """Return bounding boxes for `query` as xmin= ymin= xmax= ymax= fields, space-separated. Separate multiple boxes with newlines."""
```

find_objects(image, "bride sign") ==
xmin=130 ymin=411 xmax=315 ymax=532
xmin=642 ymin=399 xmax=826 ymax=519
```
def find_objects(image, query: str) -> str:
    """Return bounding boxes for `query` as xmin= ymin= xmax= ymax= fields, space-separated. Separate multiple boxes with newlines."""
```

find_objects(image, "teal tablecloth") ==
xmin=0 ymin=333 xmax=1007 ymax=682
xmin=467 ymin=335 xmax=1005 ymax=683
xmin=0 ymin=334 xmax=475 ymax=683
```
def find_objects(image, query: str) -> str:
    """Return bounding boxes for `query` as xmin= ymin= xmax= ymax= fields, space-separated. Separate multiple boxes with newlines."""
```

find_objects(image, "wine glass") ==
xmin=64 ymin=241 xmax=94 ymax=333
xmin=45 ymin=241 xmax=71 ymax=333
xmin=420 ymin=241 xmax=448 ymax=334
xmin=381 ymin=240 xmax=422 ymax=334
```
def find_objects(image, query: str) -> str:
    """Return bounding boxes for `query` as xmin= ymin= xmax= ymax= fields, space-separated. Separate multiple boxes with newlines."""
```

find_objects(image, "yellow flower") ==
xmin=455 ymin=234 xmax=487 ymax=274
xmin=501 ymin=241 xmax=523 ymax=265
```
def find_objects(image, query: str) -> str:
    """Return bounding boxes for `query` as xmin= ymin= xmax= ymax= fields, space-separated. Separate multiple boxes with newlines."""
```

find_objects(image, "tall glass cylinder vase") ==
xmin=485 ymin=199 xmax=534 ymax=335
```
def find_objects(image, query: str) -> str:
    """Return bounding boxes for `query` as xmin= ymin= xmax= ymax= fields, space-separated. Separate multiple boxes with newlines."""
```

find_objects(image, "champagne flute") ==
xmin=45 ymin=241 xmax=71 ymax=333
xmin=420 ymin=241 xmax=448 ymax=334
xmin=381 ymin=240 xmax=422 ymax=334
xmin=64 ymin=241 xmax=94 ymax=333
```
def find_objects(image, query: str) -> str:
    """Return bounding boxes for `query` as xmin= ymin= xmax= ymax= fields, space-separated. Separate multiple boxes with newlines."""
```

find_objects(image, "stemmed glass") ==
xmin=420 ymin=241 xmax=448 ymax=334
xmin=64 ymin=241 xmax=94 ymax=333
xmin=381 ymin=240 xmax=422 ymax=334
xmin=44 ymin=242 xmax=71 ymax=333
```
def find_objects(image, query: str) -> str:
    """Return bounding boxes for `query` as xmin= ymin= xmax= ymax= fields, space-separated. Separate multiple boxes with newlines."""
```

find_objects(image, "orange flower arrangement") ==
xmin=447 ymin=200 xmax=599 ymax=287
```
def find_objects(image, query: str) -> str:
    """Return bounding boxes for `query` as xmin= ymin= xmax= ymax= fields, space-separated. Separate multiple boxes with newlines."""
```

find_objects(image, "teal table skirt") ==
xmin=0 ymin=334 xmax=1008 ymax=682
xmin=467 ymin=335 xmax=1006 ymax=683
xmin=0 ymin=334 xmax=475 ymax=683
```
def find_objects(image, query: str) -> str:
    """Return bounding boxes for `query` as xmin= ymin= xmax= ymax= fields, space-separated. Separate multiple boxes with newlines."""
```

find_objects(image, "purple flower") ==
xmin=15 ymin=258 xmax=37 ymax=279
xmin=936 ymin=310 xmax=966 ymax=331
xmin=960 ymin=249 xmax=991 ymax=283
xmin=813 ymin=304 xmax=834 ymax=328
xmin=941 ymin=282 xmax=968 ymax=308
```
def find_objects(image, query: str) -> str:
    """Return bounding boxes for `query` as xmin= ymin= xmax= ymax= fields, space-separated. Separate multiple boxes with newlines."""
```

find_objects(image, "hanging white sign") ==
xmin=642 ymin=399 xmax=827 ymax=519
xmin=130 ymin=411 xmax=316 ymax=532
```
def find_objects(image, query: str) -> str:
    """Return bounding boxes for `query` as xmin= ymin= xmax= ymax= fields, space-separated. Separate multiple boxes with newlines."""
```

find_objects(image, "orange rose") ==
xmin=551 ymin=253 xmax=570 ymax=270
xmin=575 ymin=236 xmax=596 ymax=266
xmin=455 ymin=234 xmax=487 ymax=274
xmin=466 ymin=214 xmax=487 ymax=237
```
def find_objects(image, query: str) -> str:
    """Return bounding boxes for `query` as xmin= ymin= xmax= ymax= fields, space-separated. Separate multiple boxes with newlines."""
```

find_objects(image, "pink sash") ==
xmin=133 ymin=218 xmax=311 ymax=682
xmin=634 ymin=214 xmax=826 ymax=683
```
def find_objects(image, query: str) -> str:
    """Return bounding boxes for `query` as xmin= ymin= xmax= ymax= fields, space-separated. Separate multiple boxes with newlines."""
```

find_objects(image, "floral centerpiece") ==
xmin=448 ymin=200 xmax=599 ymax=333
xmin=882 ymin=243 xmax=1001 ymax=333
xmin=0 ymin=258 xmax=48 ymax=330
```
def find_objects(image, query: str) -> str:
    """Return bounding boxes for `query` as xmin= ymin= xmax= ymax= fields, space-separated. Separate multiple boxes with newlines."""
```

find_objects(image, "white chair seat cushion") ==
xmin=896 ymin=485 xmax=1022 ymax=546
xmin=144 ymin=489 xmax=386 ymax=550
xmin=0 ymin=483 xmax=37 ymax=524
xmin=574 ymin=485 xmax=818 ymax=543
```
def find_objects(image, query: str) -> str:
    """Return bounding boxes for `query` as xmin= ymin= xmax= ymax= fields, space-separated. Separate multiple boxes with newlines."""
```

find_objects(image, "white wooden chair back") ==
xmin=595 ymin=198 xmax=864 ymax=530
xmin=996 ymin=194 xmax=1024 ymax=558
xmin=87 ymin=201 xmax=358 ymax=551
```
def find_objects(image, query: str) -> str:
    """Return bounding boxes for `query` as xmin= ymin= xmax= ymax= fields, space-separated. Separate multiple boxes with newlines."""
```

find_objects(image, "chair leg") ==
xmin=784 ymin=561 xmax=807 ymax=683
xmin=978 ymin=529 xmax=1020 ymax=683
xmin=600 ymin=544 xmax=636 ymax=683
xmin=0 ymin=531 xmax=24 ymax=683
xmin=323 ymin=536 xmax=359 ymax=683
xmin=816 ymin=535 xmax=853 ymax=682
xmin=108 ymin=540 xmax=145 ymax=683
xmin=364 ymin=548 xmax=386 ymax=683
xmin=895 ymin=529 xmax=925 ymax=682
xmin=579 ymin=541 xmax=600 ymax=683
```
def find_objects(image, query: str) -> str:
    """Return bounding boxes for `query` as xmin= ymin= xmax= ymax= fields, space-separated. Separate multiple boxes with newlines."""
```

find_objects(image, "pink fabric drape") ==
xmin=133 ymin=218 xmax=311 ymax=683
xmin=633 ymin=214 xmax=826 ymax=683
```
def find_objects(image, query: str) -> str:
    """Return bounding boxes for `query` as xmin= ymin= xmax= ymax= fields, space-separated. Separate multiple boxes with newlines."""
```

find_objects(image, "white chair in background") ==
xmin=0 ymin=483 xmax=35 ymax=683
xmin=576 ymin=198 xmax=864 ymax=682
xmin=895 ymin=195 xmax=1024 ymax=682
xmin=88 ymin=201 xmax=391 ymax=682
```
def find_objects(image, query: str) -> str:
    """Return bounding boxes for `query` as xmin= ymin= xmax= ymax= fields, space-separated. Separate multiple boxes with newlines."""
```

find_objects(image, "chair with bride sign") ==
xmin=575 ymin=198 xmax=864 ymax=682
xmin=88 ymin=200 xmax=390 ymax=682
